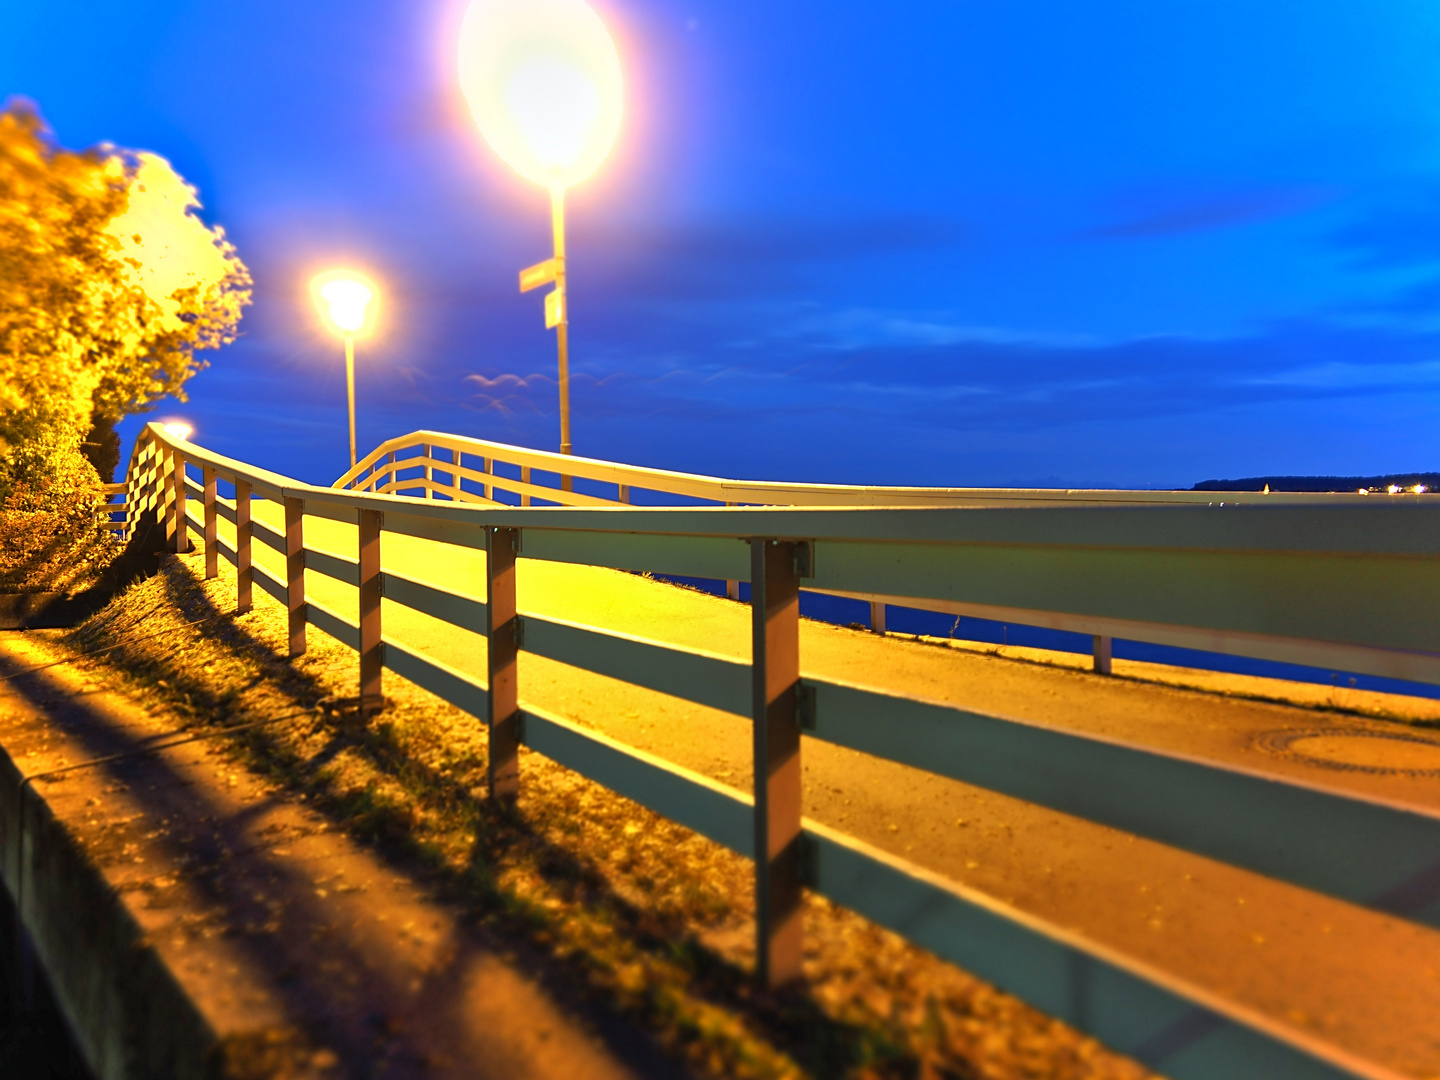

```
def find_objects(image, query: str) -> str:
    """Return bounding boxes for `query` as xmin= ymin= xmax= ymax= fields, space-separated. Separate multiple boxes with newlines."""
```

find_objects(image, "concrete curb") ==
xmin=0 ymin=743 xmax=222 ymax=1079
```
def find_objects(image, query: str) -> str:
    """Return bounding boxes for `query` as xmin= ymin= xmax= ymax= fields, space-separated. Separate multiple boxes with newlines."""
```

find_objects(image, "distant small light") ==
xmin=162 ymin=421 xmax=193 ymax=441
xmin=1388 ymin=484 xmax=1402 ymax=494
xmin=1415 ymin=484 xmax=1427 ymax=494
xmin=1358 ymin=488 xmax=1369 ymax=495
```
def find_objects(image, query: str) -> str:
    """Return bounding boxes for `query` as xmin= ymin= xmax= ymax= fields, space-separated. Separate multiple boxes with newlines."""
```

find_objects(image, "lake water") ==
xmin=658 ymin=575 xmax=1440 ymax=703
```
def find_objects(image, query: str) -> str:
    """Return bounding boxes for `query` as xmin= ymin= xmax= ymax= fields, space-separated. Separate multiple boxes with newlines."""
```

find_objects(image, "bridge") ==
xmin=11 ymin=421 xmax=1440 ymax=1079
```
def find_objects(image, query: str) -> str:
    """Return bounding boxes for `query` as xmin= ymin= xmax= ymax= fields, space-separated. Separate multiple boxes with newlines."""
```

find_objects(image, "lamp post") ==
xmin=310 ymin=270 xmax=379 ymax=469
xmin=457 ymin=0 xmax=623 ymax=466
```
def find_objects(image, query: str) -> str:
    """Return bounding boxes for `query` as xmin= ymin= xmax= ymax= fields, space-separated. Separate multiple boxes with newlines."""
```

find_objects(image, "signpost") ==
xmin=458 ymin=0 xmax=623 ymax=468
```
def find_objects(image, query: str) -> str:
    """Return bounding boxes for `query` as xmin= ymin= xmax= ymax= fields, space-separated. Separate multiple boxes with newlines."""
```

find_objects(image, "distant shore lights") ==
xmin=457 ymin=0 xmax=624 ymax=469
xmin=310 ymin=270 xmax=380 ymax=469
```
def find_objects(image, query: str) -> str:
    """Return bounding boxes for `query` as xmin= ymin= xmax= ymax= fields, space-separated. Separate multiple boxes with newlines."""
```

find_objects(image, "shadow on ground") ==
xmin=0 ymin=555 xmax=920 ymax=1078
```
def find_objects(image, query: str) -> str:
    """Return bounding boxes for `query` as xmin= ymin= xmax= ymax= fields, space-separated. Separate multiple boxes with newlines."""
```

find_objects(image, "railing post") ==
xmin=358 ymin=508 xmax=383 ymax=712
xmin=751 ymin=538 xmax=805 ymax=988
xmin=159 ymin=443 xmax=173 ymax=547
xmin=203 ymin=466 xmax=218 ymax=579
xmin=482 ymin=457 xmax=493 ymax=501
xmin=520 ymin=466 xmax=531 ymax=507
xmin=870 ymin=601 xmax=886 ymax=634
xmin=123 ymin=447 xmax=137 ymax=539
xmin=618 ymin=484 xmax=630 ymax=504
xmin=171 ymin=447 xmax=189 ymax=553
xmin=1093 ymin=634 xmax=1113 ymax=675
xmin=422 ymin=443 xmax=433 ymax=499
xmin=726 ymin=502 xmax=740 ymax=600
xmin=236 ymin=481 xmax=253 ymax=614
xmin=285 ymin=496 xmax=306 ymax=657
xmin=486 ymin=526 xmax=521 ymax=799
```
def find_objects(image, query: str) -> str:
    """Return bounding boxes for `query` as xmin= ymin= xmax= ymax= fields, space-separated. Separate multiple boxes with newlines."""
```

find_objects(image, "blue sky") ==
xmin=7 ymin=0 xmax=1440 ymax=487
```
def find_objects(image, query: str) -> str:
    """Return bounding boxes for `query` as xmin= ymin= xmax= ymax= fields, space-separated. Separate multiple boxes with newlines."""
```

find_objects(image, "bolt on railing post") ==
xmin=1093 ymin=634 xmax=1113 ymax=675
xmin=170 ymin=447 xmax=189 ymax=554
xmin=870 ymin=601 xmax=886 ymax=634
xmin=486 ymin=526 xmax=521 ymax=799
xmin=750 ymin=537 xmax=805 ymax=988
xmin=285 ymin=497 xmax=306 ymax=658
xmin=358 ymin=508 xmax=383 ymax=712
xmin=235 ymin=481 xmax=253 ymax=614
xmin=203 ymin=466 xmax=218 ymax=579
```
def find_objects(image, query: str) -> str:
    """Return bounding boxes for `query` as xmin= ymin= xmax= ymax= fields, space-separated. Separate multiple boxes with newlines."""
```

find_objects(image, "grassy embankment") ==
xmin=60 ymin=552 xmax=1154 ymax=1080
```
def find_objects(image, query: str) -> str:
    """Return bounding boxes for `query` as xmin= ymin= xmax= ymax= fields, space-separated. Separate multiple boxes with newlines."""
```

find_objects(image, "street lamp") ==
xmin=310 ymin=269 xmax=380 ymax=469
xmin=457 ymin=0 xmax=623 ymax=463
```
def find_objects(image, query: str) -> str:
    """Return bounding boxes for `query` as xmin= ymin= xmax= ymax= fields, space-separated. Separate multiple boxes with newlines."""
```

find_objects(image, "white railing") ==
xmin=339 ymin=430 xmax=1440 ymax=685
xmin=121 ymin=421 xmax=1438 ymax=1080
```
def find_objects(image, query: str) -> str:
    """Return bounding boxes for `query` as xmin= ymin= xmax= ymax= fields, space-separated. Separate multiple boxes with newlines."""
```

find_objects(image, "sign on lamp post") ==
xmin=458 ymin=0 xmax=624 ymax=468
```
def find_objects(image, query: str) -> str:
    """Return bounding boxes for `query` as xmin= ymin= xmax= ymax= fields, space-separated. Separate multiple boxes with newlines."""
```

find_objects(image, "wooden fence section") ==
xmin=122 ymin=421 xmax=1440 ymax=1080
xmin=96 ymin=482 xmax=127 ymax=534
xmin=335 ymin=429 xmax=1440 ymax=686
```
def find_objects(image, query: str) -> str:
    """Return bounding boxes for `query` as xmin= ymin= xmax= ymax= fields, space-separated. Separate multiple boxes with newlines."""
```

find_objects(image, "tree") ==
xmin=0 ymin=100 xmax=251 ymax=590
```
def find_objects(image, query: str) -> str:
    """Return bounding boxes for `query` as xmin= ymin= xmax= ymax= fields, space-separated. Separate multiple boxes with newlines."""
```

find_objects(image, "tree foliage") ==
xmin=0 ymin=99 xmax=251 ymax=589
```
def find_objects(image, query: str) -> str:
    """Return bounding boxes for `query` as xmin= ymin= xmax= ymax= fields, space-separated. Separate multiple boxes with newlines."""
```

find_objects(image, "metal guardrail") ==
xmin=123 ymin=421 xmax=1439 ymax=1080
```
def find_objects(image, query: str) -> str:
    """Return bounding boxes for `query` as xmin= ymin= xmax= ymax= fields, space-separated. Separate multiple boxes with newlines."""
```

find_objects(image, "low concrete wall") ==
xmin=0 ymin=741 xmax=222 ymax=1079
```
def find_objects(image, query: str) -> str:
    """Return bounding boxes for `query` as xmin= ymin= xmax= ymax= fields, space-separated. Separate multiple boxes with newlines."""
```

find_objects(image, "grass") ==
xmin=62 ymin=551 xmax=1155 ymax=1080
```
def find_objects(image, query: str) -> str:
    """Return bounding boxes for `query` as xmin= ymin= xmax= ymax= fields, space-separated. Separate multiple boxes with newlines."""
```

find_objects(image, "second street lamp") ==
xmin=310 ymin=269 xmax=380 ymax=469
xmin=457 ymin=0 xmax=623 ymax=469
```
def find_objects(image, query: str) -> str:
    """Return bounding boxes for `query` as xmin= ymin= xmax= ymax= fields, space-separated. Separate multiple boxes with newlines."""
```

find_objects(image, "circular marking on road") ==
xmin=1257 ymin=728 xmax=1440 ymax=776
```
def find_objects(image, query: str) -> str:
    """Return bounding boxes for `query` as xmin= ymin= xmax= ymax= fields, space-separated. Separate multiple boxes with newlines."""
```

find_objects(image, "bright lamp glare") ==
xmin=162 ymin=421 xmax=193 ymax=441
xmin=310 ymin=270 xmax=380 ymax=339
xmin=321 ymin=280 xmax=373 ymax=333
xmin=458 ymin=0 xmax=623 ymax=191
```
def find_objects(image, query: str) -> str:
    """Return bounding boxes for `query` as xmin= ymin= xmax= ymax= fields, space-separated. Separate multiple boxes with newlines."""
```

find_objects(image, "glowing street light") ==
xmin=458 ymin=0 xmax=623 ymax=463
xmin=161 ymin=420 xmax=193 ymax=441
xmin=310 ymin=270 xmax=380 ymax=469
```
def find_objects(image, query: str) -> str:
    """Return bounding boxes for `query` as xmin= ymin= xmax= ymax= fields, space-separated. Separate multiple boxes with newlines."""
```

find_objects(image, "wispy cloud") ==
xmin=1079 ymin=186 xmax=1335 ymax=241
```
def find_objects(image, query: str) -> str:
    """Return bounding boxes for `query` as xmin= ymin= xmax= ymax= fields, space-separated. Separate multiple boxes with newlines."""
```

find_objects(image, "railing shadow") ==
xmin=40 ymin=559 xmax=913 ymax=1077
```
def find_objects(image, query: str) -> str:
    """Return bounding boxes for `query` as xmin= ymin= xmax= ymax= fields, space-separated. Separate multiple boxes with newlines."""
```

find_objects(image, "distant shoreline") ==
xmin=1192 ymin=472 xmax=1440 ymax=493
